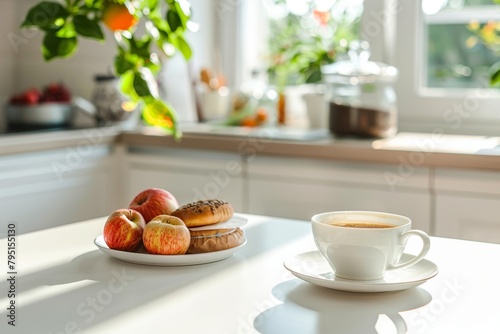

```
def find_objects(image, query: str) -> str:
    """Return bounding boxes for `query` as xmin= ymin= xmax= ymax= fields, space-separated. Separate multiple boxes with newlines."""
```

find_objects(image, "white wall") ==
xmin=161 ymin=0 xmax=217 ymax=122
xmin=14 ymin=0 xmax=116 ymax=99
xmin=1 ymin=0 xmax=217 ymax=124
xmin=0 ymin=0 xmax=19 ymax=128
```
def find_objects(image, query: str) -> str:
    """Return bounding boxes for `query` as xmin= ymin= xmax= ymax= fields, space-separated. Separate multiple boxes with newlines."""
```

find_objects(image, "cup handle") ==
xmin=389 ymin=229 xmax=431 ymax=271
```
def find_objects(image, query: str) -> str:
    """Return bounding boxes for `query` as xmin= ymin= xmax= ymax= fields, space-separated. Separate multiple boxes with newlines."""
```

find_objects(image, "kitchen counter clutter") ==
xmin=1 ymin=214 xmax=498 ymax=333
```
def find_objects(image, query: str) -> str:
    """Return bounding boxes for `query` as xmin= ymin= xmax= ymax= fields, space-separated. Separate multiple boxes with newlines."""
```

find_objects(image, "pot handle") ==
xmin=72 ymin=96 xmax=96 ymax=118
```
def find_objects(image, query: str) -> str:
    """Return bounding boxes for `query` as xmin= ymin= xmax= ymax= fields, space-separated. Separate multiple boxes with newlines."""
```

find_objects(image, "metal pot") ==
xmin=4 ymin=97 xmax=96 ymax=129
xmin=5 ymin=103 xmax=73 ymax=127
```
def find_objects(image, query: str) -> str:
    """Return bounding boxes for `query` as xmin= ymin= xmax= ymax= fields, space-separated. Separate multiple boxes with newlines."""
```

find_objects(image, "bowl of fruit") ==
xmin=5 ymin=83 xmax=74 ymax=129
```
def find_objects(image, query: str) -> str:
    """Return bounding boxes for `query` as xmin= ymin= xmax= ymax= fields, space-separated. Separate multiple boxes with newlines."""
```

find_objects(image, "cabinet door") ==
xmin=248 ymin=156 xmax=431 ymax=232
xmin=0 ymin=145 xmax=116 ymax=234
xmin=434 ymin=168 xmax=500 ymax=243
xmin=435 ymin=195 xmax=500 ymax=243
xmin=125 ymin=147 xmax=245 ymax=212
xmin=248 ymin=178 xmax=431 ymax=231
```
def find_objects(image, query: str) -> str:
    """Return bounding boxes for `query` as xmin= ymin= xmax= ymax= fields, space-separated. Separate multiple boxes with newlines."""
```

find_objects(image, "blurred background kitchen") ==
xmin=1 ymin=0 xmax=500 ymax=243
xmin=2 ymin=0 xmax=500 ymax=133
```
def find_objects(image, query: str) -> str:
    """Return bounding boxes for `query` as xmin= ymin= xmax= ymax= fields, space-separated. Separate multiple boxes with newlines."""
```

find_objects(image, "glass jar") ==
xmin=321 ymin=42 xmax=398 ymax=138
xmin=91 ymin=75 xmax=138 ymax=126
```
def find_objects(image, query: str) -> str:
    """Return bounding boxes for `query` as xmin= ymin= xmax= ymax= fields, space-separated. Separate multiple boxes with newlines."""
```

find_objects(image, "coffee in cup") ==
xmin=311 ymin=211 xmax=431 ymax=281
xmin=328 ymin=221 xmax=396 ymax=229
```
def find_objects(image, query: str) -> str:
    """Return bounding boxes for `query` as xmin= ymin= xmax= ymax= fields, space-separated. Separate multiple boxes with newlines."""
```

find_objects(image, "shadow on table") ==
xmin=254 ymin=279 xmax=432 ymax=334
xmin=1 ymin=217 xmax=309 ymax=333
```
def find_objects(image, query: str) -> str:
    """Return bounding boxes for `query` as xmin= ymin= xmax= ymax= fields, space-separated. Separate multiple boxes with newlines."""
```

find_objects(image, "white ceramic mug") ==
xmin=303 ymin=92 xmax=328 ymax=129
xmin=311 ymin=211 xmax=431 ymax=281
xmin=201 ymin=88 xmax=231 ymax=121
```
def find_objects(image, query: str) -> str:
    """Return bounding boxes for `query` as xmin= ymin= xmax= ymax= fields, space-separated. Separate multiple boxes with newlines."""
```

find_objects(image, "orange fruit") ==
xmin=241 ymin=117 xmax=257 ymax=127
xmin=102 ymin=1 xmax=137 ymax=32
xmin=255 ymin=108 xmax=268 ymax=125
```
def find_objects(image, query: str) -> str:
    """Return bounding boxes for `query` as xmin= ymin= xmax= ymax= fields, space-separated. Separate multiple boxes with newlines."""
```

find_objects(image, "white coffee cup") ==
xmin=311 ymin=211 xmax=431 ymax=281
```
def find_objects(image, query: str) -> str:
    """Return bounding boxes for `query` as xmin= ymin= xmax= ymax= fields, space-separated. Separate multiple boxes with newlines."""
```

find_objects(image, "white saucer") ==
xmin=284 ymin=250 xmax=438 ymax=293
xmin=94 ymin=235 xmax=246 ymax=266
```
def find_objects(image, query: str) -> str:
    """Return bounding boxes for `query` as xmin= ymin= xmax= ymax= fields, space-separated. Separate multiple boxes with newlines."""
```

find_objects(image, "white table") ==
xmin=1 ymin=214 xmax=498 ymax=334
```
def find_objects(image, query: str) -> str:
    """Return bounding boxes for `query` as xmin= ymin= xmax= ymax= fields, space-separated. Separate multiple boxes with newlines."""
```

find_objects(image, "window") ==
xmin=423 ymin=0 xmax=500 ymax=89
xmin=390 ymin=0 xmax=500 ymax=135
xmin=235 ymin=0 xmax=500 ymax=135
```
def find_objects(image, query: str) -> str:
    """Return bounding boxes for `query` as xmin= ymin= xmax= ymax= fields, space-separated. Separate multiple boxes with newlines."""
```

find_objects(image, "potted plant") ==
xmin=265 ymin=0 xmax=361 ymax=124
xmin=21 ymin=0 xmax=194 ymax=138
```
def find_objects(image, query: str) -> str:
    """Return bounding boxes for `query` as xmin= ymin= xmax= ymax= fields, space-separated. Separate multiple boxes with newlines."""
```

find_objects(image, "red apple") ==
xmin=142 ymin=215 xmax=190 ymax=255
xmin=128 ymin=188 xmax=179 ymax=223
xmin=103 ymin=209 xmax=146 ymax=252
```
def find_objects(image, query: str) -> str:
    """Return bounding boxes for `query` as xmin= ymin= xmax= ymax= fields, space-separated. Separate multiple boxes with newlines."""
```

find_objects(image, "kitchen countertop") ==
xmin=2 ymin=123 xmax=500 ymax=171
xmin=121 ymin=124 xmax=500 ymax=171
xmin=0 ymin=126 xmax=120 ymax=155
xmin=1 ymin=213 xmax=498 ymax=333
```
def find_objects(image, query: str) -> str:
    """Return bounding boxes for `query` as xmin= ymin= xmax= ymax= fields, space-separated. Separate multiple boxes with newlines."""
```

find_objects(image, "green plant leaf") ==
xmin=143 ymin=54 xmax=161 ymax=74
xmin=142 ymin=99 xmax=180 ymax=138
xmin=73 ymin=15 xmax=104 ymax=40
xmin=82 ymin=0 xmax=103 ymax=10
xmin=128 ymin=35 xmax=153 ymax=59
xmin=133 ymin=67 xmax=159 ymax=99
xmin=305 ymin=70 xmax=321 ymax=84
xmin=56 ymin=22 xmax=76 ymax=38
xmin=84 ymin=0 xmax=102 ymax=6
xmin=155 ymin=27 xmax=169 ymax=45
xmin=115 ymin=52 xmax=136 ymax=75
xmin=22 ymin=2 xmax=68 ymax=31
xmin=490 ymin=66 xmax=500 ymax=86
xmin=120 ymin=70 xmax=140 ymax=101
xmin=178 ymin=35 xmax=192 ymax=59
xmin=147 ymin=6 xmax=165 ymax=28
xmin=133 ymin=72 xmax=151 ymax=98
xmin=172 ymin=0 xmax=190 ymax=29
xmin=42 ymin=32 xmax=77 ymax=60
xmin=166 ymin=10 xmax=182 ymax=32
xmin=172 ymin=34 xmax=192 ymax=60
xmin=138 ymin=0 xmax=159 ymax=11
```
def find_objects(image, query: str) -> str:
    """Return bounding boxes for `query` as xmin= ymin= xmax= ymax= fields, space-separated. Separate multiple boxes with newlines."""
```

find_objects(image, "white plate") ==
xmin=94 ymin=235 xmax=246 ymax=266
xmin=284 ymin=250 xmax=438 ymax=293
xmin=189 ymin=214 xmax=248 ymax=231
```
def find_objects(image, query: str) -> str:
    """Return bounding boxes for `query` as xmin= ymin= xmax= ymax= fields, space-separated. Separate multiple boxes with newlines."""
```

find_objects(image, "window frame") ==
xmin=390 ymin=0 xmax=500 ymax=136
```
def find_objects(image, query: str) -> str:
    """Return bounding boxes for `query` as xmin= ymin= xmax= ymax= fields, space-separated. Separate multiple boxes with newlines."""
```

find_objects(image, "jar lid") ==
xmin=321 ymin=41 xmax=398 ymax=84
xmin=94 ymin=74 xmax=117 ymax=82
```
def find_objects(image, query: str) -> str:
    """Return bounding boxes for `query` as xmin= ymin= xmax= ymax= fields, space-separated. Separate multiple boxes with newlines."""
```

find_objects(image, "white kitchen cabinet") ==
xmin=434 ymin=168 xmax=500 ymax=243
xmin=247 ymin=155 xmax=432 ymax=232
xmin=124 ymin=146 xmax=245 ymax=212
xmin=0 ymin=144 xmax=117 ymax=234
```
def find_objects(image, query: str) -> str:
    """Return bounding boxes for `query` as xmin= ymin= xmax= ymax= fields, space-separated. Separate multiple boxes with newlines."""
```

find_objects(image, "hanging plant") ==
xmin=21 ymin=0 xmax=194 ymax=138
